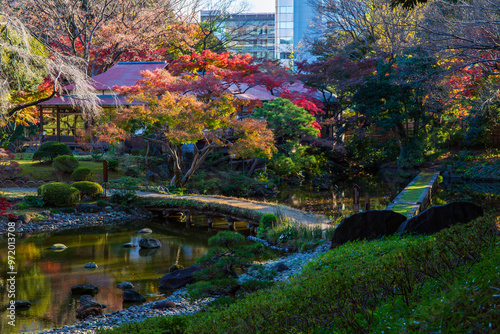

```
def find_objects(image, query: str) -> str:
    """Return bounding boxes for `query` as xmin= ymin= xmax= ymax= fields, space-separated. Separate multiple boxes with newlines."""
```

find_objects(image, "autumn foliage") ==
xmin=107 ymin=51 xmax=279 ymax=187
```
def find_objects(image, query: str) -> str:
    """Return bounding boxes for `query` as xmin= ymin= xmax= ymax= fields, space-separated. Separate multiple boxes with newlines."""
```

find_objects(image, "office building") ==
xmin=275 ymin=0 xmax=318 ymax=65
xmin=200 ymin=11 xmax=275 ymax=60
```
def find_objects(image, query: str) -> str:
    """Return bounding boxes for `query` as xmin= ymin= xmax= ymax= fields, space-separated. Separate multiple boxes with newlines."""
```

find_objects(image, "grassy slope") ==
xmin=17 ymin=160 xmax=126 ymax=183
xmin=98 ymin=216 xmax=499 ymax=334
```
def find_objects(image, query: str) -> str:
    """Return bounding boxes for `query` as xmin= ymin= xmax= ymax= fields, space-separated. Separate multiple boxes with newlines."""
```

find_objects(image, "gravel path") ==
xmin=1 ymin=187 xmax=330 ymax=226
xmin=135 ymin=192 xmax=330 ymax=227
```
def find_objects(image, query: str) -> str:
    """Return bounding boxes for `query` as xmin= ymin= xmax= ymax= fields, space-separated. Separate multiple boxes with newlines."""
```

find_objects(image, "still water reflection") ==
xmin=0 ymin=217 xmax=247 ymax=333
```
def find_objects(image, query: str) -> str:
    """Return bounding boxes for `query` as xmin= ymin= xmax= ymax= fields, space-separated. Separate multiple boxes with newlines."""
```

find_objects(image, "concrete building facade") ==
xmin=200 ymin=11 xmax=275 ymax=60
xmin=275 ymin=0 xmax=317 ymax=65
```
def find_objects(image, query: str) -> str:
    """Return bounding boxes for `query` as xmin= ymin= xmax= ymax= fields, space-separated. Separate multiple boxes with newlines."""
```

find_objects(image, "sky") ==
xmin=247 ymin=0 xmax=275 ymax=12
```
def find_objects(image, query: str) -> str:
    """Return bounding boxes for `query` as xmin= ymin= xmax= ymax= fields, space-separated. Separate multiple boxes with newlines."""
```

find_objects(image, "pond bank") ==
xmin=37 ymin=241 xmax=331 ymax=334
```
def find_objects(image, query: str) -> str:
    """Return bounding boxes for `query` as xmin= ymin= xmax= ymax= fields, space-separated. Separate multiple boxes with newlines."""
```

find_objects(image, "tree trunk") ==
xmin=247 ymin=158 xmax=259 ymax=177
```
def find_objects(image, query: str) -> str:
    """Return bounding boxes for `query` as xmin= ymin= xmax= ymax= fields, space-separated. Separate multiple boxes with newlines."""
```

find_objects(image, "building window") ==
xmin=280 ymin=52 xmax=292 ymax=59
xmin=278 ymin=6 xmax=293 ymax=13
xmin=278 ymin=21 xmax=293 ymax=29
xmin=279 ymin=37 xmax=293 ymax=45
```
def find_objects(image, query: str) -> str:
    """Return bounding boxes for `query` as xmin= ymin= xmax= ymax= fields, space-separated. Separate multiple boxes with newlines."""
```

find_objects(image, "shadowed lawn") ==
xmin=17 ymin=160 xmax=126 ymax=183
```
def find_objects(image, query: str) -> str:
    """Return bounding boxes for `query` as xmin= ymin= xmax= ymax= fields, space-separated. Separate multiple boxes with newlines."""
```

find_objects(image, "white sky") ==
xmin=247 ymin=0 xmax=275 ymax=12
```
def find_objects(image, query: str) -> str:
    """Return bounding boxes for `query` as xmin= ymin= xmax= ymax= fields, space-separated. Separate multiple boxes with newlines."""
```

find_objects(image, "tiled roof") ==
xmin=39 ymin=95 xmax=144 ymax=107
xmin=65 ymin=61 xmax=167 ymax=91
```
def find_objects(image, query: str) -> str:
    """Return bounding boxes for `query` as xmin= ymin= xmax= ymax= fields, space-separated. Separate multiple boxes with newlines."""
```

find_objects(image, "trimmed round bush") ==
xmin=108 ymin=159 xmax=119 ymax=171
xmin=259 ymin=214 xmax=277 ymax=230
xmin=33 ymin=141 xmax=73 ymax=162
xmin=37 ymin=182 xmax=80 ymax=207
xmin=71 ymin=167 xmax=94 ymax=181
xmin=52 ymin=155 xmax=79 ymax=173
xmin=71 ymin=181 xmax=103 ymax=198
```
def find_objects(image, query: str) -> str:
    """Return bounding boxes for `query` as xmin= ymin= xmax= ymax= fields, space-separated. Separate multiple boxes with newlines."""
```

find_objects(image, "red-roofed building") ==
xmin=38 ymin=61 xmax=167 ymax=147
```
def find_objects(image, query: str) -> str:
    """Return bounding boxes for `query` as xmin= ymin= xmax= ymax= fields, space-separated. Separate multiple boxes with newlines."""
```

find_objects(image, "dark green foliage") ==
xmin=96 ymin=199 xmax=110 ymax=208
xmin=257 ymin=213 xmax=277 ymax=239
xmin=463 ymin=110 xmax=493 ymax=149
xmin=240 ymin=279 xmax=275 ymax=293
xmin=187 ymin=278 xmax=239 ymax=300
xmin=33 ymin=141 xmax=72 ymax=162
xmin=110 ymin=177 xmax=140 ymax=205
xmin=71 ymin=181 xmax=103 ymax=198
xmin=253 ymin=98 xmax=319 ymax=143
xmin=71 ymin=167 xmax=94 ymax=181
xmin=345 ymin=133 xmax=399 ymax=170
xmin=186 ymin=171 xmax=273 ymax=197
xmin=352 ymin=49 xmax=444 ymax=165
xmin=16 ymin=195 xmax=44 ymax=209
xmin=190 ymin=231 xmax=270 ymax=300
xmin=253 ymin=98 xmax=324 ymax=179
xmin=259 ymin=214 xmax=277 ymax=229
xmin=397 ymin=139 xmax=424 ymax=168
xmin=52 ymin=155 xmax=79 ymax=173
xmin=38 ymin=182 xmax=80 ymax=207
xmin=208 ymin=231 xmax=245 ymax=250
xmin=108 ymin=159 xmax=119 ymax=170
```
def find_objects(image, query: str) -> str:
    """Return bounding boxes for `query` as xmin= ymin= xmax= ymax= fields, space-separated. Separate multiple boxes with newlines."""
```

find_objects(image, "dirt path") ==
xmin=0 ymin=187 xmax=330 ymax=226
xmin=135 ymin=192 xmax=330 ymax=226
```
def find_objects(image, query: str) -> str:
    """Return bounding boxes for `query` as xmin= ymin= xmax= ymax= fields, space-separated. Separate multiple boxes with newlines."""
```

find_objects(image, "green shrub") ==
xmin=240 ymin=279 xmax=275 ymax=293
xmin=71 ymin=167 xmax=94 ymax=181
xmin=110 ymin=177 xmax=141 ymax=205
xmin=33 ymin=141 xmax=72 ymax=162
xmin=52 ymin=155 xmax=79 ymax=173
xmin=108 ymin=159 xmax=119 ymax=170
xmin=16 ymin=195 xmax=45 ymax=209
xmin=96 ymin=199 xmax=110 ymax=208
xmin=257 ymin=213 xmax=278 ymax=239
xmin=71 ymin=181 xmax=103 ymax=198
xmin=38 ymin=182 xmax=80 ymax=207
xmin=187 ymin=278 xmax=239 ymax=300
xmin=208 ymin=231 xmax=246 ymax=250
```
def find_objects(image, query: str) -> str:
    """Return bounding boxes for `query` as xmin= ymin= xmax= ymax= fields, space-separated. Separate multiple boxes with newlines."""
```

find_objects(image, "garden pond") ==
xmin=0 ymin=217 xmax=250 ymax=333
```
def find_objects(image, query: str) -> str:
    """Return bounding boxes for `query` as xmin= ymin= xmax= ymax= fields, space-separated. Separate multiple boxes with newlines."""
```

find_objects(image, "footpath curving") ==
xmin=137 ymin=191 xmax=330 ymax=227
xmin=386 ymin=170 xmax=440 ymax=218
xmin=0 ymin=187 xmax=330 ymax=226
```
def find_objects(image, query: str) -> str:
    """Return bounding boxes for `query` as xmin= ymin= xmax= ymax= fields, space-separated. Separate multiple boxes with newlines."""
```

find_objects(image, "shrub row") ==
xmin=37 ymin=180 xmax=103 ymax=206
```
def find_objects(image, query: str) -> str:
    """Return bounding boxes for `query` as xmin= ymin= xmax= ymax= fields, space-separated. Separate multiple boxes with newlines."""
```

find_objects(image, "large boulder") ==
xmin=159 ymin=264 xmax=201 ymax=290
xmin=71 ymin=284 xmax=99 ymax=295
xmin=122 ymin=290 xmax=146 ymax=303
xmin=397 ymin=201 xmax=483 ymax=235
xmin=139 ymin=238 xmax=161 ymax=249
xmin=14 ymin=301 xmax=31 ymax=309
xmin=116 ymin=281 xmax=134 ymax=291
xmin=331 ymin=210 xmax=407 ymax=248
xmin=76 ymin=295 xmax=106 ymax=319
xmin=151 ymin=300 xmax=177 ymax=309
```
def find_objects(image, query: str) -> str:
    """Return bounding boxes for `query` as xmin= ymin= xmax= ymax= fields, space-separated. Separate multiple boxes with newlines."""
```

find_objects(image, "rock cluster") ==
xmin=0 ymin=209 xmax=151 ymax=235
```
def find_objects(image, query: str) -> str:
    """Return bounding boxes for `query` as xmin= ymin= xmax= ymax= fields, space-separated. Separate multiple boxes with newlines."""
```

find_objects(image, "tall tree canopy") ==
xmin=0 ymin=14 xmax=100 ymax=122
xmin=4 ymin=0 xmax=199 ymax=75
xmin=104 ymin=51 xmax=279 ymax=187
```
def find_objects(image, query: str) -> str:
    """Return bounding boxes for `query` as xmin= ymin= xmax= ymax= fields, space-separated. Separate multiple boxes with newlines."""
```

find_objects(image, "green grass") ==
xmin=17 ymin=160 xmax=126 ymax=183
xmin=98 ymin=216 xmax=499 ymax=334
